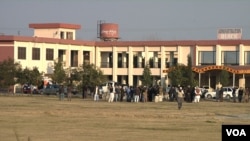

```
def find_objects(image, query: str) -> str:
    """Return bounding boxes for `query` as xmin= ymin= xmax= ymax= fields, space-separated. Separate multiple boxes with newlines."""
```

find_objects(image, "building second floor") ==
xmin=1 ymin=35 xmax=250 ymax=76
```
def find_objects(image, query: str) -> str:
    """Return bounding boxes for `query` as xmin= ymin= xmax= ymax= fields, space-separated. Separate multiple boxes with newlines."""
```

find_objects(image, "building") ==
xmin=1 ymin=23 xmax=250 ymax=88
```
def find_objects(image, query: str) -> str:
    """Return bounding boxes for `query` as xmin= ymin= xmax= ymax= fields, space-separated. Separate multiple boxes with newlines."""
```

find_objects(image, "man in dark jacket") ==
xmin=238 ymin=87 xmax=244 ymax=103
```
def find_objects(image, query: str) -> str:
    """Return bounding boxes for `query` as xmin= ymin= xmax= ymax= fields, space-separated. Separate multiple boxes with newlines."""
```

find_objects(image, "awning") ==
xmin=192 ymin=65 xmax=250 ymax=74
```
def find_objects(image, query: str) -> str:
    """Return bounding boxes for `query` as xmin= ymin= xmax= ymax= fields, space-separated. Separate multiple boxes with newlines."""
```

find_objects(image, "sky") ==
xmin=0 ymin=0 xmax=250 ymax=41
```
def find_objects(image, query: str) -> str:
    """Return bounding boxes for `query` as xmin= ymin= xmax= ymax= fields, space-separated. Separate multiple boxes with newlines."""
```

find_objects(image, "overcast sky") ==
xmin=1 ymin=0 xmax=250 ymax=41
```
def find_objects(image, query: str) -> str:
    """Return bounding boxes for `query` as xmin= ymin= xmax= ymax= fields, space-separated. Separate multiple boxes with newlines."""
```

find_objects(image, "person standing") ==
xmin=194 ymin=86 xmax=201 ymax=103
xmin=94 ymin=85 xmax=99 ymax=102
xmin=219 ymin=87 xmax=224 ymax=102
xmin=177 ymin=87 xmax=184 ymax=110
xmin=67 ymin=85 xmax=72 ymax=101
xmin=59 ymin=85 xmax=64 ymax=101
xmin=215 ymin=86 xmax=220 ymax=102
xmin=143 ymin=86 xmax=148 ymax=102
xmin=134 ymin=86 xmax=140 ymax=103
xmin=169 ymin=86 xmax=175 ymax=102
xmin=238 ymin=87 xmax=244 ymax=103
xmin=120 ymin=86 xmax=125 ymax=102
xmin=82 ymin=85 xmax=87 ymax=99
xmin=185 ymin=85 xmax=192 ymax=103
xmin=126 ymin=86 xmax=131 ymax=102
xmin=244 ymin=87 xmax=249 ymax=103
xmin=108 ymin=86 xmax=114 ymax=103
xmin=232 ymin=87 xmax=237 ymax=103
xmin=114 ymin=85 xmax=120 ymax=102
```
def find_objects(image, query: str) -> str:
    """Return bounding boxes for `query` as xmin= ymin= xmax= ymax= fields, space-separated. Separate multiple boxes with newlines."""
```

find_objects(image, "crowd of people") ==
xmin=79 ymin=84 xmax=250 ymax=110
xmin=82 ymin=84 xmax=202 ymax=109
xmin=57 ymin=83 xmax=250 ymax=108
xmin=99 ymin=85 xmax=164 ymax=103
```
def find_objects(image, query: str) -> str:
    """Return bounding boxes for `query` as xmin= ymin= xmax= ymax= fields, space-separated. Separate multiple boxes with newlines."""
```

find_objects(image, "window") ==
xmin=198 ymin=51 xmax=216 ymax=65
xmin=18 ymin=47 xmax=26 ymax=59
xmin=46 ymin=49 xmax=54 ymax=60
xmin=58 ymin=50 xmax=65 ymax=62
xmin=83 ymin=51 xmax=90 ymax=65
xmin=66 ymin=32 xmax=73 ymax=40
xmin=32 ymin=48 xmax=40 ymax=60
xmin=71 ymin=50 xmax=78 ymax=67
xmin=60 ymin=31 xmax=64 ymax=39
xmin=245 ymin=51 xmax=250 ymax=65
xmin=221 ymin=51 xmax=239 ymax=65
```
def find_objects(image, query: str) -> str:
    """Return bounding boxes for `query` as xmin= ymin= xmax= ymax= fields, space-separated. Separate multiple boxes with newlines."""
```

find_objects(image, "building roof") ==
xmin=1 ymin=35 xmax=250 ymax=47
xmin=0 ymin=35 xmax=95 ymax=46
xmin=29 ymin=23 xmax=81 ymax=29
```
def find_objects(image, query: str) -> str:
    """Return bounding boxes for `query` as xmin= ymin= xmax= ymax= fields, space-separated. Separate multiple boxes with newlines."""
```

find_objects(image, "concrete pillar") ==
xmin=177 ymin=46 xmax=181 ymax=64
xmin=145 ymin=46 xmax=149 ymax=65
xmin=137 ymin=54 xmax=142 ymax=68
xmin=122 ymin=76 xmax=127 ymax=85
xmin=161 ymin=46 xmax=165 ymax=87
xmin=107 ymin=54 xmax=110 ymax=68
xmin=154 ymin=56 xmax=158 ymax=68
xmin=128 ymin=46 xmax=133 ymax=86
xmin=138 ymin=76 xmax=142 ymax=86
xmin=216 ymin=45 xmax=221 ymax=65
xmin=65 ymin=48 xmax=70 ymax=67
xmin=239 ymin=44 xmax=244 ymax=65
xmin=122 ymin=52 xmax=127 ymax=68
xmin=78 ymin=50 xmax=83 ymax=67
xmin=95 ymin=47 xmax=100 ymax=67
xmin=239 ymin=74 xmax=245 ymax=88
xmin=112 ymin=47 xmax=117 ymax=82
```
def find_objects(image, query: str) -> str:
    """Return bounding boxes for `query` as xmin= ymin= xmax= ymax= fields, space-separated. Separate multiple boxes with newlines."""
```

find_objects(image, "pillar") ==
xmin=128 ymin=46 xmax=133 ymax=86
xmin=239 ymin=44 xmax=244 ymax=66
xmin=216 ymin=45 xmax=221 ymax=65
xmin=239 ymin=74 xmax=245 ymax=88
xmin=112 ymin=46 xmax=117 ymax=82
xmin=122 ymin=52 xmax=127 ymax=68
xmin=161 ymin=46 xmax=165 ymax=87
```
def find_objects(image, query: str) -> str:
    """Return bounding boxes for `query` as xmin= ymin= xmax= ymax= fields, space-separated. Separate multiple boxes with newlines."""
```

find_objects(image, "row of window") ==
xmin=60 ymin=31 xmax=73 ymax=40
xmin=18 ymin=47 xmax=250 ymax=67
xmin=18 ymin=47 xmax=54 ymax=60
xmin=198 ymin=51 xmax=250 ymax=65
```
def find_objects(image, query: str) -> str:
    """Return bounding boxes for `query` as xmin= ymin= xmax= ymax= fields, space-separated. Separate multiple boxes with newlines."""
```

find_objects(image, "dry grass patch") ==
xmin=0 ymin=95 xmax=249 ymax=141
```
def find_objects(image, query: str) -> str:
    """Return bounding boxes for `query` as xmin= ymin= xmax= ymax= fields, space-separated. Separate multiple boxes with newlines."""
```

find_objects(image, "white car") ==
xmin=204 ymin=87 xmax=238 ymax=99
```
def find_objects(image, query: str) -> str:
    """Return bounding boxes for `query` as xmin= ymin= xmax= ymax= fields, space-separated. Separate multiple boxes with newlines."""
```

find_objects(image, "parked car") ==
xmin=201 ymin=86 xmax=212 ymax=98
xmin=204 ymin=87 xmax=238 ymax=99
xmin=41 ymin=84 xmax=60 ymax=95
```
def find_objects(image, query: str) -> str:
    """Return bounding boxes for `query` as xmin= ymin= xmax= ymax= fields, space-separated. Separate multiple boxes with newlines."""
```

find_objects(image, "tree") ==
xmin=30 ymin=67 xmax=43 ymax=86
xmin=220 ymin=69 xmax=230 ymax=87
xmin=187 ymin=54 xmax=195 ymax=87
xmin=15 ymin=66 xmax=42 ymax=86
xmin=0 ymin=58 xmax=20 ymax=88
xmin=66 ymin=67 xmax=81 ymax=85
xmin=168 ymin=64 xmax=188 ymax=86
xmin=81 ymin=63 xmax=106 ymax=88
xmin=141 ymin=64 xmax=152 ymax=87
xmin=51 ymin=61 xmax=66 ymax=84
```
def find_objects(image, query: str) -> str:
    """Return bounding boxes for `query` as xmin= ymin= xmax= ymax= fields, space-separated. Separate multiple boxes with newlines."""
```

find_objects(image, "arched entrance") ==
xmin=192 ymin=65 xmax=250 ymax=88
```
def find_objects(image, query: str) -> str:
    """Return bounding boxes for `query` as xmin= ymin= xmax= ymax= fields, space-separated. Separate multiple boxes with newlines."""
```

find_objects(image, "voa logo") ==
xmin=226 ymin=129 xmax=246 ymax=136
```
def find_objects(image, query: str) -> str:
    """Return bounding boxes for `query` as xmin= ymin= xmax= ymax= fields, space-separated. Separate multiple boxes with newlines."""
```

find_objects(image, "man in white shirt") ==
xmin=194 ymin=86 xmax=201 ymax=103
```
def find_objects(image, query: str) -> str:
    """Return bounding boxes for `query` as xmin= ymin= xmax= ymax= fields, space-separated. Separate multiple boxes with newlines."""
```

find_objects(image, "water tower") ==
xmin=97 ymin=20 xmax=119 ymax=41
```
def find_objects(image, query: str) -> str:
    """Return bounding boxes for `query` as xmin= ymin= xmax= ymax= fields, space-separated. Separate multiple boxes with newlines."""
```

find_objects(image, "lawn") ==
xmin=0 ymin=94 xmax=249 ymax=141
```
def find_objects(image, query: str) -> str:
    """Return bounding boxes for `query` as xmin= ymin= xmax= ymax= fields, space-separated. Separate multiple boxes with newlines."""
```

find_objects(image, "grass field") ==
xmin=0 ymin=94 xmax=249 ymax=141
